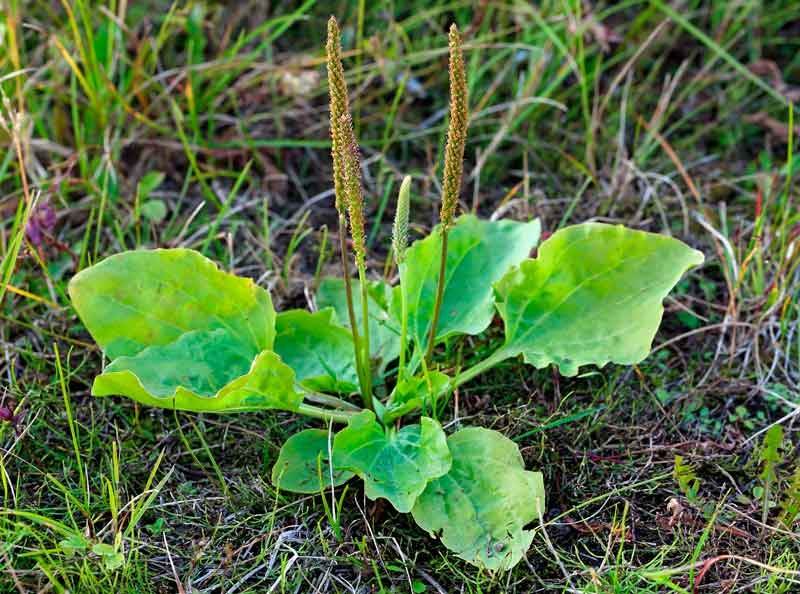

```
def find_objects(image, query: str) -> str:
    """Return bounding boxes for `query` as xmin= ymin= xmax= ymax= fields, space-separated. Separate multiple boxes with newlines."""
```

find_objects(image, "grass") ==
xmin=1 ymin=0 xmax=799 ymax=592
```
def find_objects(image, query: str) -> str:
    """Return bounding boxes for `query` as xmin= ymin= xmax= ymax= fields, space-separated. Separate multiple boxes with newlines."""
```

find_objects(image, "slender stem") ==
xmin=425 ymin=228 xmax=449 ymax=364
xmin=338 ymin=214 xmax=369 ymax=403
xmin=382 ymin=401 xmax=418 ymax=425
xmin=397 ymin=265 xmax=409 ymax=381
xmin=356 ymin=263 xmax=374 ymax=410
xmin=303 ymin=391 xmax=361 ymax=411
xmin=452 ymin=346 xmax=513 ymax=388
xmin=297 ymin=403 xmax=358 ymax=424
xmin=383 ymin=340 xmax=504 ymax=424
xmin=418 ymin=354 xmax=433 ymax=417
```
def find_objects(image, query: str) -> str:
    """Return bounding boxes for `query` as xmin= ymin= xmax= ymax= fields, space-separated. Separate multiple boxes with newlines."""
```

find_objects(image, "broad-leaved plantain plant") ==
xmin=68 ymin=20 xmax=704 ymax=570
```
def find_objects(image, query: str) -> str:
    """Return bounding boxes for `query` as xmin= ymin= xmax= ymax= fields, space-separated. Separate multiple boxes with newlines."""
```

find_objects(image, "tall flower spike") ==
xmin=341 ymin=113 xmax=367 ymax=267
xmin=440 ymin=24 xmax=468 ymax=230
xmin=393 ymin=176 xmax=411 ymax=265
xmin=326 ymin=16 xmax=350 ymax=214
xmin=425 ymin=24 xmax=468 ymax=364
xmin=326 ymin=17 xmax=372 ymax=410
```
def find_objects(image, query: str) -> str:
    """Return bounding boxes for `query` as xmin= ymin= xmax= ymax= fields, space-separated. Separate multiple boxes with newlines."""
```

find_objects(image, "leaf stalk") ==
xmin=452 ymin=346 xmax=513 ymax=388
xmin=297 ymin=403 xmax=358 ymax=424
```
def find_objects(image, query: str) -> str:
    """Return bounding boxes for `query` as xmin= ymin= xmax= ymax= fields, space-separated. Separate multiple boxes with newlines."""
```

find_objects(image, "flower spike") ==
xmin=326 ymin=16 xmax=350 ymax=214
xmin=440 ymin=24 xmax=468 ymax=230
xmin=426 ymin=23 xmax=469 ymax=363
xmin=393 ymin=176 xmax=411 ymax=265
xmin=341 ymin=113 xmax=367 ymax=268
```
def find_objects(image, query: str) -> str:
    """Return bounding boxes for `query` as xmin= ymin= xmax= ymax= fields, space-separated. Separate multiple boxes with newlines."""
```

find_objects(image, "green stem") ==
xmin=381 ymin=348 xmax=512 ymax=425
xmin=425 ymin=228 xmax=449 ymax=364
xmin=297 ymin=403 xmax=358 ymax=424
xmin=303 ymin=391 xmax=361 ymax=411
xmin=338 ymin=214 xmax=369 ymax=405
xmin=382 ymin=401 xmax=417 ymax=425
xmin=397 ymin=265 xmax=409 ymax=381
xmin=356 ymin=262 xmax=374 ymax=411
xmin=452 ymin=346 xmax=513 ymax=388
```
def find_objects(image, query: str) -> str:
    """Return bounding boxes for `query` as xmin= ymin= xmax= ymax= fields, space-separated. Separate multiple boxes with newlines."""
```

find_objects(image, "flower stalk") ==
xmin=327 ymin=17 xmax=373 ymax=411
xmin=426 ymin=24 xmax=468 ymax=364
xmin=393 ymin=175 xmax=411 ymax=378
xmin=341 ymin=114 xmax=373 ymax=408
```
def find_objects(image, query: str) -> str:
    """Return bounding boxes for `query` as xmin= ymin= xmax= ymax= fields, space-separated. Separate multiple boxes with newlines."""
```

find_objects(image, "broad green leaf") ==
xmin=101 ymin=328 xmax=254 ymax=397
xmin=334 ymin=410 xmax=451 ymax=513
xmin=412 ymin=427 xmax=545 ymax=570
xmin=396 ymin=214 xmax=540 ymax=354
xmin=316 ymin=278 xmax=400 ymax=372
xmin=495 ymin=223 xmax=704 ymax=376
xmin=93 ymin=333 xmax=302 ymax=413
xmin=271 ymin=429 xmax=354 ymax=493
xmin=383 ymin=371 xmax=451 ymax=423
xmin=69 ymin=249 xmax=275 ymax=359
xmin=274 ymin=309 xmax=359 ymax=393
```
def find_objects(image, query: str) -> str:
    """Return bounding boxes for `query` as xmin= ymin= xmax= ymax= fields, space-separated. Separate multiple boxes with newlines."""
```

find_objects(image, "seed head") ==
xmin=341 ymin=113 xmax=367 ymax=267
xmin=392 ymin=176 xmax=411 ymax=265
xmin=326 ymin=16 xmax=350 ymax=214
xmin=439 ymin=24 xmax=468 ymax=230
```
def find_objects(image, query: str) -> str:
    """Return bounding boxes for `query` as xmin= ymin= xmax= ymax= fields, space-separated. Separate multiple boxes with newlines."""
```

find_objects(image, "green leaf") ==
xmin=91 ymin=543 xmax=124 ymax=570
xmin=384 ymin=371 xmax=451 ymax=423
xmin=334 ymin=410 xmax=451 ymax=512
xmin=316 ymin=277 xmax=400 ymax=372
xmin=396 ymin=214 xmax=540 ymax=354
xmin=494 ymin=223 xmax=704 ymax=376
xmin=140 ymin=199 xmax=167 ymax=223
xmin=59 ymin=534 xmax=89 ymax=558
xmin=274 ymin=309 xmax=359 ymax=394
xmin=93 ymin=334 xmax=302 ymax=413
xmin=271 ymin=428 xmax=354 ymax=493
xmin=69 ymin=249 xmax=275 ymax=359
xmin=136 ymin=171 xmax=165 ymax=199
xmin=412 ymin=427 xmax=545 ymax=570
xmin=100 ymin=329 xmax=253 ymax=397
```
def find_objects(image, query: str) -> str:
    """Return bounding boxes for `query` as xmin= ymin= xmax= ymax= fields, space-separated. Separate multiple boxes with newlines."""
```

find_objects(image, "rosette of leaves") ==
xmin=67 ymin=20 xmax=703 ymax=571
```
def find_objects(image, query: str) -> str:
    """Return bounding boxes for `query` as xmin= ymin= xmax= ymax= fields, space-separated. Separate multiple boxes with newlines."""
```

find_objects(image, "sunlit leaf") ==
xmin=334 ymin=410 xmax=451 ymax=512
xmin=412 ymin=427 xmax=545 ymax=570
xmin=93 ymin=331 xmax=302 ymax=413
xmin=495 ymin=223 xmax=704 ymax=376
xmin=396 ymin=214 xmax=540 ymax=354
xmin=69 ymin=249 xmax=275 ymax=359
